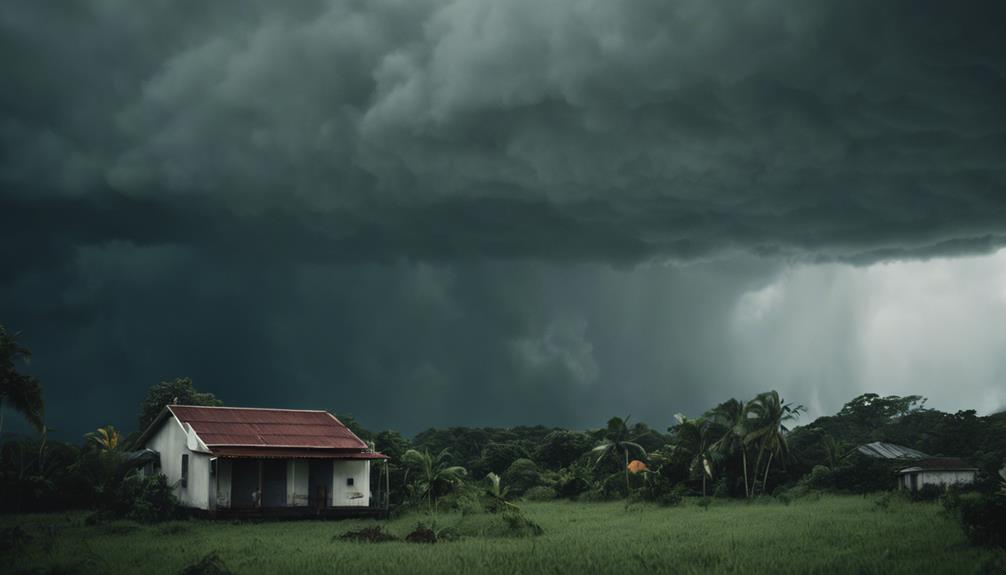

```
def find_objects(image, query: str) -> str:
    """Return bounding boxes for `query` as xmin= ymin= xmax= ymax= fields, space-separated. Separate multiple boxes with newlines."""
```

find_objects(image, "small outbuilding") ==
xmin=897 ymin=458 xmax=979 ymax=493
xmin=136 ymin=405 xmax=389 ymax=518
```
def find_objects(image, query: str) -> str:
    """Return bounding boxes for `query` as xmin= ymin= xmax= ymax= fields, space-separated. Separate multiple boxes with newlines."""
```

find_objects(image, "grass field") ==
xmin=3 ymin=495 xmax=1005 ymax=574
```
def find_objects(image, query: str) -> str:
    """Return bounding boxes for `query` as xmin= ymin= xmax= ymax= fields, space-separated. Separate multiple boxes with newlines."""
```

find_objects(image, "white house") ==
xmin=135 ymin=405 xmax=388 ymax=517
xmin=897 ymin=458 xmax=978 ymax=493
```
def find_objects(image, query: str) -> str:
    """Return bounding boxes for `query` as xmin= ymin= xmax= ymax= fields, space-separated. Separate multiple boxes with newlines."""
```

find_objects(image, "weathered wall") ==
xmin=920 ymin=470 xmax=976 ymax=486
xmin=144 ymin=417 xmax=212 ymax=510
xmin=332 ymin=460 xmax=370 ymax=507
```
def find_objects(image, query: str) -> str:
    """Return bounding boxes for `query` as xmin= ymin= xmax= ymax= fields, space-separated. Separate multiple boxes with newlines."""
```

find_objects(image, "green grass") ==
xmin=3 ymin=495 xmax=1004 ymax=574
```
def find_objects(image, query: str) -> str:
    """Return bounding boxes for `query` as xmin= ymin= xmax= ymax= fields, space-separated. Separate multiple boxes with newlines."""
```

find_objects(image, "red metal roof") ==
xmin=168 ymin=405 xmax=369 ymax=450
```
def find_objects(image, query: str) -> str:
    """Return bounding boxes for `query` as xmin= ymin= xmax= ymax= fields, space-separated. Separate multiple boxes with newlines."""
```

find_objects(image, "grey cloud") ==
xmin=3 ymin=1 xmax=1006 ymax=438
xmin=3 ymin=0 xmax=1006 ymax=265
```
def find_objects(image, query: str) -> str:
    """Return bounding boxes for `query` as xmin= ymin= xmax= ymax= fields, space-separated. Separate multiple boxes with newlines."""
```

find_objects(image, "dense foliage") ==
xmin=0 ymin=324 xmax=1003 ymax=546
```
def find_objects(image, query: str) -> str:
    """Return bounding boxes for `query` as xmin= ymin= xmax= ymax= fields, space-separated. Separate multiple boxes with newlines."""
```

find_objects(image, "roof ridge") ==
xmin=169 ymin=405 xmax=329 ymax=413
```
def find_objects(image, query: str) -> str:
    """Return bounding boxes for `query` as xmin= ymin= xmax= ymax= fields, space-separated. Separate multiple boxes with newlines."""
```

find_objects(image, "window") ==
xmin=346 ymin=477 xmax=354 ymax=487
xmin=181 ymin=454 xmax=189 ymax=488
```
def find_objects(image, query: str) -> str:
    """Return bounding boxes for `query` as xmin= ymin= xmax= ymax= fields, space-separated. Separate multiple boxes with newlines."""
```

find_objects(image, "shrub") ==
xmin=553 ymin=464 xmax=591 ymax=499
xmin=107 ymin=473 xmax=178 ymax=523
xmin=493 ymin=510 xmax=543 ymax=537
xmin=405 ymin=522 xmax=438 ymax=544
xmin=523 ymin=486 xmax=557 ymax=501
xmin=502 ymin=459 xmax=543 ymax=497
xmin=178 ymin=552 xmax=234 ymax=575
xmin=0 ymin=525 xmax=31 ymax=554
xmin=912 ymin=484 xmax=944 ymax=502
xmin=954 ymin=493 xmax=1006 ymax=548
xmin=712 ymin=478 xmax=729 ymax=499
xmin=802 ymin=465 xmax=835 ymax=490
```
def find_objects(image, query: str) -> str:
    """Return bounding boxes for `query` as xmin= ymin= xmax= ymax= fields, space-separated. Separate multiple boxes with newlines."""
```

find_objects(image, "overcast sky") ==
xmin=2 ymin=0 xmax=1005 ymax=439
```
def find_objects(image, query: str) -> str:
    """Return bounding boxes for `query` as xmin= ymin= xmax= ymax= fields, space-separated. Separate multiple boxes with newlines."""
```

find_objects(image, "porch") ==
xmin=209 ymin=454 xmax=390 ymax=517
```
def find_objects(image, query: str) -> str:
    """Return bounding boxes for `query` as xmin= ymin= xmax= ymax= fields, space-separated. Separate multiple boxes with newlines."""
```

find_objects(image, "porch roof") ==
xmin=211 ymin=446 xmax=389 ymax=459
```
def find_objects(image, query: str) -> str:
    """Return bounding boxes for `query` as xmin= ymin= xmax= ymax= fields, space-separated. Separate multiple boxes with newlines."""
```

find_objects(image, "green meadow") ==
xmin=3 ymin=495 xmax=1004 ymax=575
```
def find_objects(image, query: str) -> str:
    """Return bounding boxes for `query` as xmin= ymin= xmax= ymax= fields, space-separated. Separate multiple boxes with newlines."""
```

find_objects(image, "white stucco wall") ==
xmin=144 ymin=417 xmax=212 ymax=510
xmin=920 ymin=470 xmax=976 ymax=486
xmin=287 ymin=460 xmax=310 ymax=506
xmin=900 ymin=469 xmax=976 ymax=490
xmin=332 ymin=460 xmax=370 ymax=507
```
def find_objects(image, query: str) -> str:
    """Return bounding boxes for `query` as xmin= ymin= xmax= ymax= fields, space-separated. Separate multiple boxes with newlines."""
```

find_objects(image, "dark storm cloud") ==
xmin=3 ymin=0 xmax=1006 ymax=265
xmin=3 ymin=0 xmax=1006 ymax=438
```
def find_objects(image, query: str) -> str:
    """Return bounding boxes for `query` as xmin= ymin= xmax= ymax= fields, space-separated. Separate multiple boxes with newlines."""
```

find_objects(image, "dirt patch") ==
xmin=338 ymin=526 xmax=397 ymax=543
xmin=404 ymin=526 xmax=437 ymax=544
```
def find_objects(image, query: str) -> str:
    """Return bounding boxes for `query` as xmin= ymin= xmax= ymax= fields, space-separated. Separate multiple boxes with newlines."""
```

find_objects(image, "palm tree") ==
xmin=401 ymin=448 xmax=467 ymax=512
xmin=0 ymin=326 xmax=44 ymax=435
xmin=484 ymin=472 xmax=519 ymax=513
xmin=671 ymin=414 xmax=715 ymax=497
xmin=591 ymin=416 xmax=648 ymax=498
xmin=709 ymin=399 xmax=751 ymax=498
xmin=819 ymin=433 xmax=844 ymax=469
xmin=87 ymin=425 xmax=121 ymax=451
xmin=744 ymin=391 xmax=804 ymax=497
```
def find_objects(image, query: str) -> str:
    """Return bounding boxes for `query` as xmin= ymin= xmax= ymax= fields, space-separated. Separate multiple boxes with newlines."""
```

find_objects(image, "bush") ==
xmin=107 ymin=473 xmax=178 ymax=522
xmin=523 ymin=486 xmax=557 ymax=501
xmin=502 ymin=459 xmax=543 ymax=497
xmin=178 ymin=552 xmax=234 ymax=575
xmin=712 ymin=478 xmax=729 ymax=499
xmin=493 ymin=510 xmax=544 ymax=537
xmin=802 ymin=465 xmax=835 ymax=491
xmin=405 ymin=522 xmax=438 ymax=544
xmin=0 ymin=525 xmax=32 ymax=554
xmin=911 ymin=484 xmax=944 ymax=502
xmin=553 ymin=464 xmax=591 ymax=499
xmin=954 ymin=493 xmax=1006 ymax=548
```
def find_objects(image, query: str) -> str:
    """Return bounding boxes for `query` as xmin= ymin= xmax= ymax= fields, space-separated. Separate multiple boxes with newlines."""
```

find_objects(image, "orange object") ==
xmin=627 ymin=460 xmax=647 ymax=474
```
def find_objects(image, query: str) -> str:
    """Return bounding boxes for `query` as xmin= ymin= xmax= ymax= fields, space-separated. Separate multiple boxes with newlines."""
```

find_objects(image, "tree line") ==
xmin=2 ymin=324 xmax=1005 ymax=517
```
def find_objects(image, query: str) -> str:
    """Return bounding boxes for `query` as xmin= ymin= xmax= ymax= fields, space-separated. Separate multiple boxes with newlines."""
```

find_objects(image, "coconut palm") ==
xmin=744 ymin=391 xmax=804 ymax=496
xmin=401 ymin=448 xmax=467 ymax=512
xmin=591 ymin=416 xmax=648 ymax=498
xmin=709 ymin=398 xmax=751 ymax=498
xmin=87 ymin=425 xmax=121 ymax=451
xmin=671 ymin=414 xmax=716 ymax=497
xmin=484 ymin=472 xmax=519 ymax=513
xmin=819 ymin=433 xmax=845 ymax=469
xmin=0 ymin=326 xmax=44 ymax=435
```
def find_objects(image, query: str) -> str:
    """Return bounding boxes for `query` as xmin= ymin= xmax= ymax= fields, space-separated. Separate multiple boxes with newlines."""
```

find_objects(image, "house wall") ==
xmin=920 ymin=470 xmax=976 ymax=487
xmin=900 ymin=470 xmax=976 ymax=491
xmin=287 ymin=460 xmax=310 ymax=506
xmin=332 ymin=460 xmax=370 ymax=506
xmin=144 ymin=417 xmax=212 ymax=510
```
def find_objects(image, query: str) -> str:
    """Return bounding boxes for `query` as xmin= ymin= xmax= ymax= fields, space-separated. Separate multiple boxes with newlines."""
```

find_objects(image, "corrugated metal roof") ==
xmin=211 ymin=446 xmax=389 ymax=459
xmin=168 ymin=405 xmax=369 ymax=450
xmin=855 ymin=441 xmax=928 ymax=460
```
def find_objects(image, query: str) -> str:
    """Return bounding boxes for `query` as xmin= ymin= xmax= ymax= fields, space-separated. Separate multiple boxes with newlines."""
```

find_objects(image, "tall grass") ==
xmin=3 ymin=495 xmax=1004 ymax=574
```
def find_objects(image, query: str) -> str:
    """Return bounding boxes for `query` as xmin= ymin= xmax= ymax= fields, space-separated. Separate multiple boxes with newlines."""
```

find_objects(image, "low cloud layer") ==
xmin=2 ymin=1 xmax=1006 ymax=437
